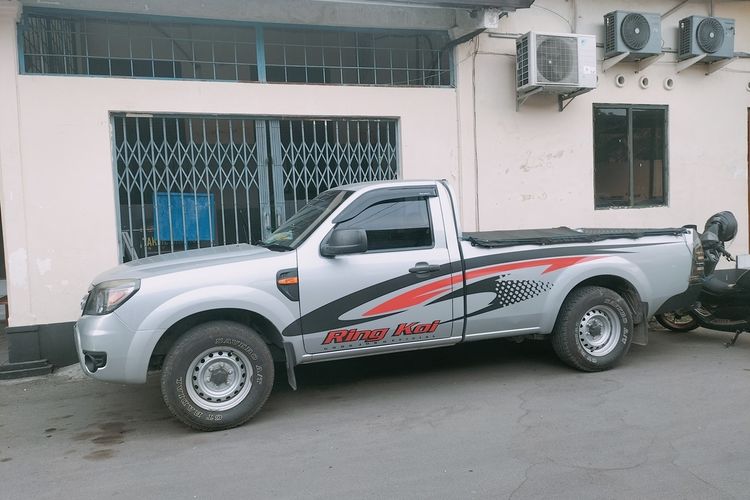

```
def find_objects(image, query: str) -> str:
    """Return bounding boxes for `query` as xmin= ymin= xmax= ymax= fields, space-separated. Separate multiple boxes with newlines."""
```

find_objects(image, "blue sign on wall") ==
xmin=155 ymin=192 xmax=216 ymax=242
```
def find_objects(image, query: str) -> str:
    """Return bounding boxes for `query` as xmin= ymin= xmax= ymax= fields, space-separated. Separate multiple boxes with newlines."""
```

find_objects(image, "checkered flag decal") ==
xmin=489 ymin=277 xmax=553 ymax=308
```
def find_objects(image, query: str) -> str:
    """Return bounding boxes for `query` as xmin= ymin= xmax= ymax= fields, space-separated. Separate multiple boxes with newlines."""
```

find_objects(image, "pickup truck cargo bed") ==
xmin=463 ymin=227 xmax=688 ymax=249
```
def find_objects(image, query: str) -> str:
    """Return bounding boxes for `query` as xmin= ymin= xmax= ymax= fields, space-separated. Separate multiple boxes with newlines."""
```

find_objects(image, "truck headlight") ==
xmin=83 ymin=279 xmax=140 ymax=316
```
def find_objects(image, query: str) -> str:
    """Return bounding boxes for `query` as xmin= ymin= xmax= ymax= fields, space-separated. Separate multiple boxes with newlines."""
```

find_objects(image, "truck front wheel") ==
xmin=160 ymin=321 xmax=274 ymax=431
xmin=552 ymin=286 xmax=632 ymax=372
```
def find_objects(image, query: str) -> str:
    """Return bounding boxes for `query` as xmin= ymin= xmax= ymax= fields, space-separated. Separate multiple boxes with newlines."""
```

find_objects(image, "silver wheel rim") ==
xmin=186 ymin=347 xmax=253 ymax=411
xmin=578 ymin=305 xmax=621 ymax=357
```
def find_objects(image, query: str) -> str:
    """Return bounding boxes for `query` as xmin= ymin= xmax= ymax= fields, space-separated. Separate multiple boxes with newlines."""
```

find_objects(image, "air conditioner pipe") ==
xmin=442 ymin=28 xmax=487 ymax=51
xmin=662 ymin=0 xmax=689 ymax=19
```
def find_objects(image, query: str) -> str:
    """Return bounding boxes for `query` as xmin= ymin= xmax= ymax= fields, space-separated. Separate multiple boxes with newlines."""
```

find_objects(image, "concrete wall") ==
xmin=2 ymin=67 xmax=458 ymax=327
xmin=456 ymin=0 xmax=750 ymax=237
xmin=1 ymin=0 xmax=750 ymax=330
xmin=0 ymin=0 xmax=461 ymax=327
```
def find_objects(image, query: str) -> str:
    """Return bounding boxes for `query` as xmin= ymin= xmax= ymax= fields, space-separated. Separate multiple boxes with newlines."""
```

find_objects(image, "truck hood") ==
xmin=91 ymin=244 xmax=283 ymax=284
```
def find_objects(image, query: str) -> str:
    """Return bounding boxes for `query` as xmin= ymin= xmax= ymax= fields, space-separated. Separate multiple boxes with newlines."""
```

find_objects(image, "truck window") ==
xmin=337 ymin=197 xmax=433 ymax=251
xmin=261 ymin=189 xmax=352 ymax=249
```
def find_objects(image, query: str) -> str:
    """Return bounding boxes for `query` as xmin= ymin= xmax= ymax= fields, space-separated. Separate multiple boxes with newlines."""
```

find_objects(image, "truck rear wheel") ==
xmin=552 ymin=286 xmax=632 ymax=372
xmin=160 ymin=321 xmax=274 ymax=431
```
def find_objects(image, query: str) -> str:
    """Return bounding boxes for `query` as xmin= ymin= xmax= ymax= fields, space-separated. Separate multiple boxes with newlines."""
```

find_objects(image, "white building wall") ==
xmin=456 ymin=0 xmax=750 ymax=238
xmin=1 ymin=0 xmax=749 ymax=329
xmin=7 ymin=76 xmax=458 ymax=326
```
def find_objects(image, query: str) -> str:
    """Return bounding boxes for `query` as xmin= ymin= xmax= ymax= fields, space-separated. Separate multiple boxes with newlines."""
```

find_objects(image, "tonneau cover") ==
xmin=463 ymin=226 xmax=688 ymax=249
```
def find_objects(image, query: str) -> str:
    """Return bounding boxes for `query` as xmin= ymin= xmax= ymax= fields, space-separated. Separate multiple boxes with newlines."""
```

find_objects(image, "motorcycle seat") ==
xmin=703 ymin=274 xmax=737 ymax=296
xmin=704 ymin=269 xmax=750 ymax=296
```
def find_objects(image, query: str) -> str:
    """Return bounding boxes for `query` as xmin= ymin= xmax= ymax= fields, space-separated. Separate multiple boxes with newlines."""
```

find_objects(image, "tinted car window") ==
xmin=337 ymin=197 xmax=432 ymax=251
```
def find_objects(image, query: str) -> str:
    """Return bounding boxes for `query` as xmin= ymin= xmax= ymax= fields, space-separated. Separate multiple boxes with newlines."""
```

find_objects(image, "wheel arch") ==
xmin=149 ymin=308 xmax=285 ymax=370
xmin=551 ymin=274 xmax=649 ymax=346
xmin=574 ymin=275 xmax=646 ymax=323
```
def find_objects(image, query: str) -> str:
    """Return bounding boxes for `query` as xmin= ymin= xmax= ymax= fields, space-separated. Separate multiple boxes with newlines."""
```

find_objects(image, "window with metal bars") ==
xmin=22 ymin=12 xmax=259 ymax=80
xmin=113 ymin=115 xmax=399 ymax=261
xmin=263 ymin=28 xmax=450 ymax=86
xmin=20 ymin=9 xmax=452 ymax=87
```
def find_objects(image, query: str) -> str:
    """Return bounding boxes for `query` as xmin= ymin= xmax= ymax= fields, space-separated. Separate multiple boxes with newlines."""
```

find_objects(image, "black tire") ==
xmin=552 ymin=286 xmax=633 ymax=372
xmin=160 ymin=320 xmax=274 ymax=431
xmin=655 ymin=312 xmax=699 ymax=332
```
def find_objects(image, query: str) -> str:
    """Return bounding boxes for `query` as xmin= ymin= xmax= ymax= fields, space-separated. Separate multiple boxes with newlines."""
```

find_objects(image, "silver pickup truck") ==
xmin=76 ymin=180 xmax=701 ymax=430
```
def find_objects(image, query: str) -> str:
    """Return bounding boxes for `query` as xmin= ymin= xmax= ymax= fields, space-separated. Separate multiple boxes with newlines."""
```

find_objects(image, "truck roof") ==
xmin=337 ymin=179 xmax=442 ymax=192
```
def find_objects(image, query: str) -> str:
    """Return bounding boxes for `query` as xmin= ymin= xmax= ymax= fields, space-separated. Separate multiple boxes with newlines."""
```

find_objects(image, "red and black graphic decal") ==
xmin=363 ymin=255 xmax=597 ymax=318
xmin=281 ymin=243 xmax=657 ymax=338
xmin=433 ymin=274 xmax=555 ymax=320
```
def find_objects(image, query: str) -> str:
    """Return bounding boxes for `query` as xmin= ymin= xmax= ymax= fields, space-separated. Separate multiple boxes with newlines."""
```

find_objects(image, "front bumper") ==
xmin=75 ymin=313 xmax=153 ymax=384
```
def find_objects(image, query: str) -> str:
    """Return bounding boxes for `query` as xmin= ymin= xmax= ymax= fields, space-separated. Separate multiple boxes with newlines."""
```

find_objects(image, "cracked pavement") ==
xmin=1 ymin=327 xmax=749 ymax=499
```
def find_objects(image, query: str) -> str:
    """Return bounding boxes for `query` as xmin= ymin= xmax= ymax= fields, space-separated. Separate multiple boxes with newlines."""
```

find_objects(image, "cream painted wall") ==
xmin=0 ymin=1 xmax=34 ymax=327
xmin=9 ymin=77 xmax=458 ymax=325
xmin=2 ymin=0 xmax=750 ymax=328
xmin=455 ymin=0 xmax=750 ymax=251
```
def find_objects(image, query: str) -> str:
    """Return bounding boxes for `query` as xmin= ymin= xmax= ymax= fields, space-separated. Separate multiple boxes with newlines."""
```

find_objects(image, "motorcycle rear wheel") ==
xmin=655 ymin=312 xmax=699 ymax=332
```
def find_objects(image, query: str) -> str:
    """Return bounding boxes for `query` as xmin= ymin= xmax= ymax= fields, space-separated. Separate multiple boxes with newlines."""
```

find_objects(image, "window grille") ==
xmin=20 ymin=9 xmax=451 ymax=87
xmin=264 ymin=28 xmax=450 ymax=86
xmin=114 ymin=115 xmax=399 ymax=261
xmin=275 ymin=119 xmax=399 ymax=217
xmin=21 ymin=12 xmax=258 ymax=81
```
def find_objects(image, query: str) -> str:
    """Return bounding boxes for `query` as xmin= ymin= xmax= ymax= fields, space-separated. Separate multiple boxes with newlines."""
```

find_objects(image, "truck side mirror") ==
xmin=320 ymin=228 xmax=368 ymax=257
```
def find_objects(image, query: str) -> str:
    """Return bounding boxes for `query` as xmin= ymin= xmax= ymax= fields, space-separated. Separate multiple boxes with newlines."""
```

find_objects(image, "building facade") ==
xmin=0 ymin=0 xmax=748 ymax=365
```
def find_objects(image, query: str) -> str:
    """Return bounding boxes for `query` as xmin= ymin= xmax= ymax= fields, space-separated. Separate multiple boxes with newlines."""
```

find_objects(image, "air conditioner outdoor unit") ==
xmin=516 ymin=32 xmax=597 ymax=95
xmin=678 ymin=15 xmax=735 ymax=62
xmin=604 ymin=11 xmax=662 ymax=61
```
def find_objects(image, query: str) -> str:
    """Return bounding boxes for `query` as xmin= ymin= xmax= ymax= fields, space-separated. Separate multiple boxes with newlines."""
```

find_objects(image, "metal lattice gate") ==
xmin=113 ymin=115 xmax=399 ymax=261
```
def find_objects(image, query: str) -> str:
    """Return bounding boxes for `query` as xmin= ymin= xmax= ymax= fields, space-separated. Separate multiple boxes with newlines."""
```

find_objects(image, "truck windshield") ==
xmin=258 ymin=190 xmax=352 ymax=250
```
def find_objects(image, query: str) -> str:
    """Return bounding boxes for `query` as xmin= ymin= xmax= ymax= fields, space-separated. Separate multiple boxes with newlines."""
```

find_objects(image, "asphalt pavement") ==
xmin=1 ymin=327 xmax=749 ymax=499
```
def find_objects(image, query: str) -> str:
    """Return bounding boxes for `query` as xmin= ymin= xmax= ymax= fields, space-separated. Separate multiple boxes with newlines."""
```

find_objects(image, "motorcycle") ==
xmin=655 ymin=211 xmax=750 ymax=346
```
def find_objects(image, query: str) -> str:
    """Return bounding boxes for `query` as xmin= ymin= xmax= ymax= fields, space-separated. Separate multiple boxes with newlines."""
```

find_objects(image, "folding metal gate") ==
xmin=113 ymin=115 xmax=399 ymax=261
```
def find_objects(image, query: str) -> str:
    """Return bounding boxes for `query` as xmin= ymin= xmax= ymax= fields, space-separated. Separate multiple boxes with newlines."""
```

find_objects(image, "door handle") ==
xmin=409 ymin=262 xmax=441 ymax=274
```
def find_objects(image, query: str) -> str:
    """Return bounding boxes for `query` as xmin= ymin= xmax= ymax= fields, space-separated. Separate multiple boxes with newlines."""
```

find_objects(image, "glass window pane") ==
xmin=129 ymin=31 xmax=152 ymax=58
xmin=285 ymin=45 xmax=306 ymax=66
xmin=214 ymin=42 xmax=236 ymax=63
xmin=323 ymin=47 xmax=340 ymax=67
xmin=265 ymin=44 xmax=284 ymax=66
xmin=594 ymin=108 xmax=630 ymax=208
xmin=338 ymin=198 xmax=432 ymax=251
xmin=152 ymin=38 xmax=173 ymax=59
xmin=108 ymin=35 xmax=131 ymax=58
xmin=632 ymin=108 xmax=666 ymax=206
xmin=306 ymin=46 xmax=323 ymax=66
xmin=236 ymin=43 xmax=256 ymax=64
xmin=132 ymin=59 xmax=153 ymax=77
xmin=110 ymin=58 xmax=132 ymax=76
xmin=359 ymin=68 xmax=375 ymax=85
xmin=193 ymin=41 xmax=212 ymax=62
xmin=214 ymin=63 xmax=237 ymax=81
xmin=153 ymin=60 xmax=175 ymax=78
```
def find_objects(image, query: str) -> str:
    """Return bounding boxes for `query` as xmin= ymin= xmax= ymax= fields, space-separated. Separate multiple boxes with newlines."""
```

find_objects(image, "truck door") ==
xmin=296 ymin=187 xmax=458 ymax=354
